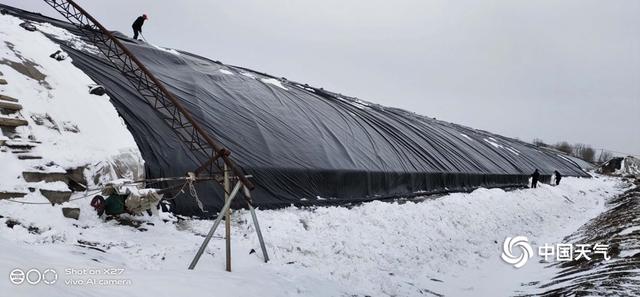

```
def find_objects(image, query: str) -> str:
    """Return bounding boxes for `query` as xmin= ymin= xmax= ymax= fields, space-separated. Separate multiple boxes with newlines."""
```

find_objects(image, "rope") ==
xmin=1 ymin=173 xmax=249 ymax=207
xmin=134 ymin=175 xmax=218 ymax=184
xmin=1 ymin=188 xmax=103 ymax=205
xmin=0 ymin=174 xmax=214 ymax=205
xmin=186 ymin=172 xmax=206 ymax=212
xmin=161 ymin=181 xmax=190 ymax=201
xmin=151 ymin=174 xmax=207 ymax=212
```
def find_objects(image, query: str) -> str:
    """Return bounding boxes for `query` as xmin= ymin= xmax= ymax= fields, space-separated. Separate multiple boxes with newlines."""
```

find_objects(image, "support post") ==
xmin=244 ymin=186 xmax=270 ymax=263
xmin=224 ymin=164 xmax=232 ymax=272
xmin=188 ymin=181 xmax=243 ymax=270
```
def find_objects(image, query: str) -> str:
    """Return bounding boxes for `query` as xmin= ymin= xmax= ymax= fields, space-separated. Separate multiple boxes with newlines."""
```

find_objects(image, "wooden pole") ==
xmin=224 ymin=164 xmax=231 ymax=272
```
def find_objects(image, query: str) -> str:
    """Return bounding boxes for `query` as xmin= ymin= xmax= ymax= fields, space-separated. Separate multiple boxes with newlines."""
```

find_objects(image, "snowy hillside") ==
xmin=0 ymin=14 xmax=143 ymax=199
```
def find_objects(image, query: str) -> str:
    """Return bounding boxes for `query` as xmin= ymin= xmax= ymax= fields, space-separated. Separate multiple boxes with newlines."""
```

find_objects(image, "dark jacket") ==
xmin=104 ymin=194 xmax=128 ymax=215
xmin=532 ymin=170 xmax=540 ymax=181
xmin=132 ymin=16 xmax=145 ymax=31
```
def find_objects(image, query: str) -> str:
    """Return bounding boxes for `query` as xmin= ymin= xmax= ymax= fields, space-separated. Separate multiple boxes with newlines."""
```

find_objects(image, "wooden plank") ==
xmin=0 ymin=95 xmax=19 ymax=102
xmin=0 ymin=100 xmax=22 ymax=111
xmin=0 ymin=192 xmax=27 ymax=200
xmin=17 ymin=155 xmax=43 ymax=160
xmin=5 ymin=140 xmax=36 ymax=149
xmin=0 ymin=116 xmax=28 ymax=127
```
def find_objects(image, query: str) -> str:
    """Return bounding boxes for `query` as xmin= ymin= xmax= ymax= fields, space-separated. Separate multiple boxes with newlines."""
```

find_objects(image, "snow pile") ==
xmin=241 ymin=72 xmax=256 ymax=79
xmin=483 ymin=137 xmax=520 ymax=156
xmin=616 ymin=156 xmax=640 ymax=176
xmin=148 ymin=42 xmax=181 ymax=56
xmin=260 ymin=78 xmax=288 ymax=90
xmin=248 ymin=176 xmax=624 ymax=296
xmin=0 ymin=14 xmax=142 ymax=192
xmin=31 ymin=22 xmax=100 ymax=55
xmin=0 ymin=176 xmax=626 ymax=296
xmin=0 ymin=186 xmax=344 ymax=296
xmin=598 ymin=156 xmax=640 ymax=177
xmin=219 ymin=69 xmax=234 ymax=75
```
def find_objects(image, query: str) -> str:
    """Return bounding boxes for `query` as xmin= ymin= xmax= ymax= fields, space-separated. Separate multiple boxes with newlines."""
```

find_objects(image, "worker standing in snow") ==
xmin=131 ymin=14 xmax=148 ymax=40
xmin=554 ymin=170 xmax=562 ymax=185
xmin=531 ymin=169 xmax=540 ymax=188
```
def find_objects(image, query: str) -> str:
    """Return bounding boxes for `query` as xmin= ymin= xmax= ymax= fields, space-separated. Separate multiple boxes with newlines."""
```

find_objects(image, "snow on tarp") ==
xmin=559 ymin=154 xmax=596 ymax=171
xmin=1 ymin=5 xmax=589 ymax=215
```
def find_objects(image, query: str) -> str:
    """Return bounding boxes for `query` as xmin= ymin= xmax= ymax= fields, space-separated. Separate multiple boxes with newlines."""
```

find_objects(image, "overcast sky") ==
xmin=5 ymin=0 xmax=640 ymax=155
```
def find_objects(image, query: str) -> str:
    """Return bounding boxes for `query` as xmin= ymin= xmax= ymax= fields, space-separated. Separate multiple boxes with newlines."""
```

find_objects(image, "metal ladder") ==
xmin=41 ymin=0 xmax=268 ymax=270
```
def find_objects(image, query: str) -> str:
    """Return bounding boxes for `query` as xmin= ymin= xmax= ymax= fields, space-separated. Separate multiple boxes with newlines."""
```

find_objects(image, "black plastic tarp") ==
xmin=2 ymin=5 xmax=589 ymax=216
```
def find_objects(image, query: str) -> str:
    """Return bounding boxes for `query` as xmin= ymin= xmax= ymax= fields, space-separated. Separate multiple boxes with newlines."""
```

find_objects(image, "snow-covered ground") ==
xmin=0 ymin=175 xmax=627 ymax=296
xmin=527 ymin=181 xmax=640 ymax=295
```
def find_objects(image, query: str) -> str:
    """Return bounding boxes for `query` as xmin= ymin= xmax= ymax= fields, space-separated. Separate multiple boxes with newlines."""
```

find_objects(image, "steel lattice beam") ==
xmin=42 ymin=0 xmax=254 ymax=190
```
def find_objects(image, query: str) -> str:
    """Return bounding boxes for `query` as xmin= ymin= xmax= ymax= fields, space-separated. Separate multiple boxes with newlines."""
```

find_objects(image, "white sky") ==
xmin=5 ymin=0 xmax=640 ymax=155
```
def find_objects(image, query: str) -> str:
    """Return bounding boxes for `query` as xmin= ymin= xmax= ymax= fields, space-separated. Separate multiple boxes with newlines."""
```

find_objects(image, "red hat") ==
xmin=91 ymin=195 xmax=105 ymax=211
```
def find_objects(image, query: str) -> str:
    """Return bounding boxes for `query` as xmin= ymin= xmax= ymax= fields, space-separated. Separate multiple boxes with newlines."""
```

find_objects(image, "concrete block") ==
xmin=22 ymin=171 xmax=68 ymax=183
xmin=62 ymin=207 xmax=80 ymax=220
xmin=40 ymin=189 xmax=72 ymax=205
